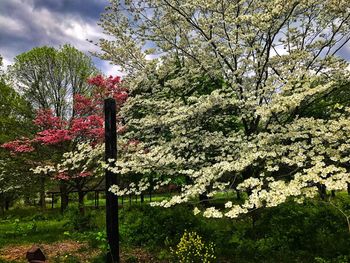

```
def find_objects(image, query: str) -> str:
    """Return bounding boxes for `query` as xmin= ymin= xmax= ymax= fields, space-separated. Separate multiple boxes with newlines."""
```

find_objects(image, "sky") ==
xmin=0 ymin=0 xmax=122 ymax=76
xmin=0 ymin=0 xmax=350 ymax=75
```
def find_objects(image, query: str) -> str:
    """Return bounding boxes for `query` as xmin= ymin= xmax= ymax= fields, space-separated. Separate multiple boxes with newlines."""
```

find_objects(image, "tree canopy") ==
xmin=11 ymin=44 xmax=99 ymax=119
xmin=95 ymin=0 xmax=350 ymax=218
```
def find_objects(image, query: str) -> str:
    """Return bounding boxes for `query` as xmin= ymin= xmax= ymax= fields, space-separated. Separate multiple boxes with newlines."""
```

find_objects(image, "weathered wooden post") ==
xmin=105 ymin=98 xmax=119 ymax=263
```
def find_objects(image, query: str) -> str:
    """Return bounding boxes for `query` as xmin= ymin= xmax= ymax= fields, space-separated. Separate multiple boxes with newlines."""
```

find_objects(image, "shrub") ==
xmin=64 ymin=207 xmax=97 ymax=231
xmin=170 ymin=231 xmax=216 ymax=263
xmin=229 ymin=200 xmax=350 ymax=262
xmin=119 ymin=204 xmax=202 ymax=249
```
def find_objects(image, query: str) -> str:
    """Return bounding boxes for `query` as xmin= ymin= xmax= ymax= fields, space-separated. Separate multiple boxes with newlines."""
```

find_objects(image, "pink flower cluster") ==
xmin=87 ymin=75 xmax=128 ymax=108
xmin=2 ymin=138 xmax=34 ymax=153
xmin=34 ymin=109 xmax=66 ymax=129
xmin=2 ymin=75 xmax=131 ymax=181
xmin=2 ymin=75 xmax=128 ymax=153
xmin=36 ymin=129 xmax=72 ymax=145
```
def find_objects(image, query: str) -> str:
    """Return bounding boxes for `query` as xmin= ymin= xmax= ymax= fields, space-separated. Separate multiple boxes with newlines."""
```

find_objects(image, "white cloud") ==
xmin=0 ymin=0 xmax=116 ymax=75
xmin=99 ymin=60 xmax=126 ymax=77
xmin=0 ymin=15 xmax=26 ymax=34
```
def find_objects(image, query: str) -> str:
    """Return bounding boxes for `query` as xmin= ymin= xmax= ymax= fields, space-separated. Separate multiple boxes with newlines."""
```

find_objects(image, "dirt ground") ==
xmin=0 ymin=240 xmax=98 ymax=262
xmin=0 ymin=240 xmax=157 ymax=262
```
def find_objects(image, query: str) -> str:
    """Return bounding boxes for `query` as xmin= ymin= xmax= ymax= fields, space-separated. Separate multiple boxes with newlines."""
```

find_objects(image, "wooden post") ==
xmin=105 ymin=98 xmax=119 ymax=263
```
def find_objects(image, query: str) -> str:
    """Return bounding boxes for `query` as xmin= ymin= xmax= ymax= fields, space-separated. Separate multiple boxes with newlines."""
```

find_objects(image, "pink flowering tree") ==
xmin=2 ymin=75 xmax=128 ymax=212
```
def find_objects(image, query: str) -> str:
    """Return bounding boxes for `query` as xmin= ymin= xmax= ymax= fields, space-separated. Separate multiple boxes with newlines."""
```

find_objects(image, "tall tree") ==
xmin=11 ymin=44 xmax=99 ymax=119
xmin=9 ymin=45 xmax=99 ymax=210
xmin=3 ymin=75 xmax=128 ymax=213
xmin=0 ymin=62 xmax=36 ymax=212
xmin=97 ymin=0 xmax=350 ymax=218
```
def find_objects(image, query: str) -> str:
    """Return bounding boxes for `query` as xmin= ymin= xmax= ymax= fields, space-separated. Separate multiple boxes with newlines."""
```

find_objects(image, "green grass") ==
xmin=0 ymin=219 xmax=67 ymax=248
xmin=1 ymin=193 xmax=349 ymax=263
xmin=0 ymin=208 xmax=68 ymax=248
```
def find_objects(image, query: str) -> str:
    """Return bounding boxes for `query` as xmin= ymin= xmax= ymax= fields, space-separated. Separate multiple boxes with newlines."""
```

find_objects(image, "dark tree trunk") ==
xmin=236 ymin=190 xmax=242 ymax=200
xmin=251 ymin=210 xmax=261 ymax=232
xmin=60 ymin=183 xmax=69 ymax=214
xmin=104 ymin=98 xmax=120 ymax=262
xmin=95 ymin=191 xmax=99 ymax=208
xmin=5 ymin=199 xmax=10 ymax=210
xmin=78 ymin=190 xmax=85 ymax=215
xmin=0 ymin=193 xmax=4 ymax=215
xmin=347 ymin=183 xmax=350 ymax=196
xmin=39 ymin=175 xmax=46 ymax=209
xmin=24 ymin=195 xmax=31 ymax=206
xmin=318 ymin=184 xmax=327 ymax=200
xmin=199 ymin=193 xmax=210 ymax=207
xmin=140 ymin=194 xmax=144 ymax=203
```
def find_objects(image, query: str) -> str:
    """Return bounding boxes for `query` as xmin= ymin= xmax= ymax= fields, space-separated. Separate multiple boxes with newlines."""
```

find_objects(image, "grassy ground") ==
xmin=0 ymin=193 xmax=175 ymax=262
xmin=1 ymin=193 xmax=349 ymax=263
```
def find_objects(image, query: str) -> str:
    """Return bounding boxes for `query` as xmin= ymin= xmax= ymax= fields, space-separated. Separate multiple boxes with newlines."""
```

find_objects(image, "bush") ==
xmin=119 ymin=204 xmax=202 ymax=249
xmin=64 ymin=207 xmax=97 ymax=231
xmin=170 ymin=231 xmax=216 ymax=263
xmin=10 ymin=218 xmax=38 ymax=237
xmin=228 ymin=200 xmax=350 ymax=262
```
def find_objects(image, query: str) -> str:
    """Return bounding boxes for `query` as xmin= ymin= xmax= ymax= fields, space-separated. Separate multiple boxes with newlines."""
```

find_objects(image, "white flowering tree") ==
xmin=86 ymin=0 xmax=350 ymax=219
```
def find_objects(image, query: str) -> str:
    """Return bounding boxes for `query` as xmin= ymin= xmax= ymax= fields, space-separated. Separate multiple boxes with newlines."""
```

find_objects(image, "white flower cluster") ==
xmin=31 ymin=165 xmax=56 ymax=175
xmin=64 ymin=0 xmax=350 ymax=218
xmin=109 ymin=177 xmax=172 ymax=196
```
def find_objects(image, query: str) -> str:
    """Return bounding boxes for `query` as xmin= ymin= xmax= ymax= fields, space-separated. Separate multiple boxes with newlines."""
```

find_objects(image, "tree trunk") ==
xmin=0 ymin=193 xmax=4 ymax=215
xmin=140 ymin=193 xmax=144 ymax=203
xmin=347 ymin=183 xmax=350 ymax=196
xmin=251 ymin=210 xmax=261 ymax=232
xmin=78 ymin=190 xmax=85 ymax=215
xmin=236 ymin=190 xmax=242 ymax=200
xmin=39 ymin=175 xmax=46 ymax=209
xmin=199 ymin=193 xmax=210 ymax=207
xmin=24 ymin=195 xmax=31 ymax=206
xmin=60 ymin=183 xmax=69 ymax=214
xmin=5 ymin=199 xmax=10 ymax=210
xmin=318 ymin=184 xmax=327 ymax=200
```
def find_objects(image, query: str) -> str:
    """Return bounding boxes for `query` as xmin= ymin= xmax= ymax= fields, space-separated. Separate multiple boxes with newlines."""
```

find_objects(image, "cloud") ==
xmin=91 ymin=58 xmax=126 ymax=77
xmin=31 ymin=0 xmax=105 ymax=21
xmin=0 ymin=0 xmax=349 ymax=77
xmin=0 ymin=0 xmax=112 ymax=74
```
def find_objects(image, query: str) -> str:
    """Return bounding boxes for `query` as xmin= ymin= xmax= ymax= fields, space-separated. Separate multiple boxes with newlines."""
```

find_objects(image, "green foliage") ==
xmin=314 ymin=255 xmax=350 ymax=263
xmin=53 ymin=253 xmax=80 ymax=263
xmin=0 ymin=80 xmax=33 ymax=143
xmin=0 ymin=214 xmax=66 ymax=248
xmin=86 ymin=230 xmax=109 ymax=252
xmin=1 ymin=199 xmax=349 ymax=262
xmin=63 ymin=207 xmax=97 ymax=231
xmin=117 ymin=198 xmax=350 ymax=262
xmin=11 ymin=218 xmax=37 ymax=237
xmin=119 ymin=205 xmax=202 ymax=248
xmin=170 ymin=231 xmax=216 ymax=263
xmin=11 ymin=44 xmax=99 ymax=117
xmin=242 ymin=201 xmax=350 ymax=262
xmin=90 ymin=253 xmax=107 ymax=263
xmin=125 ymin=255 xmax=138 ymax=263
